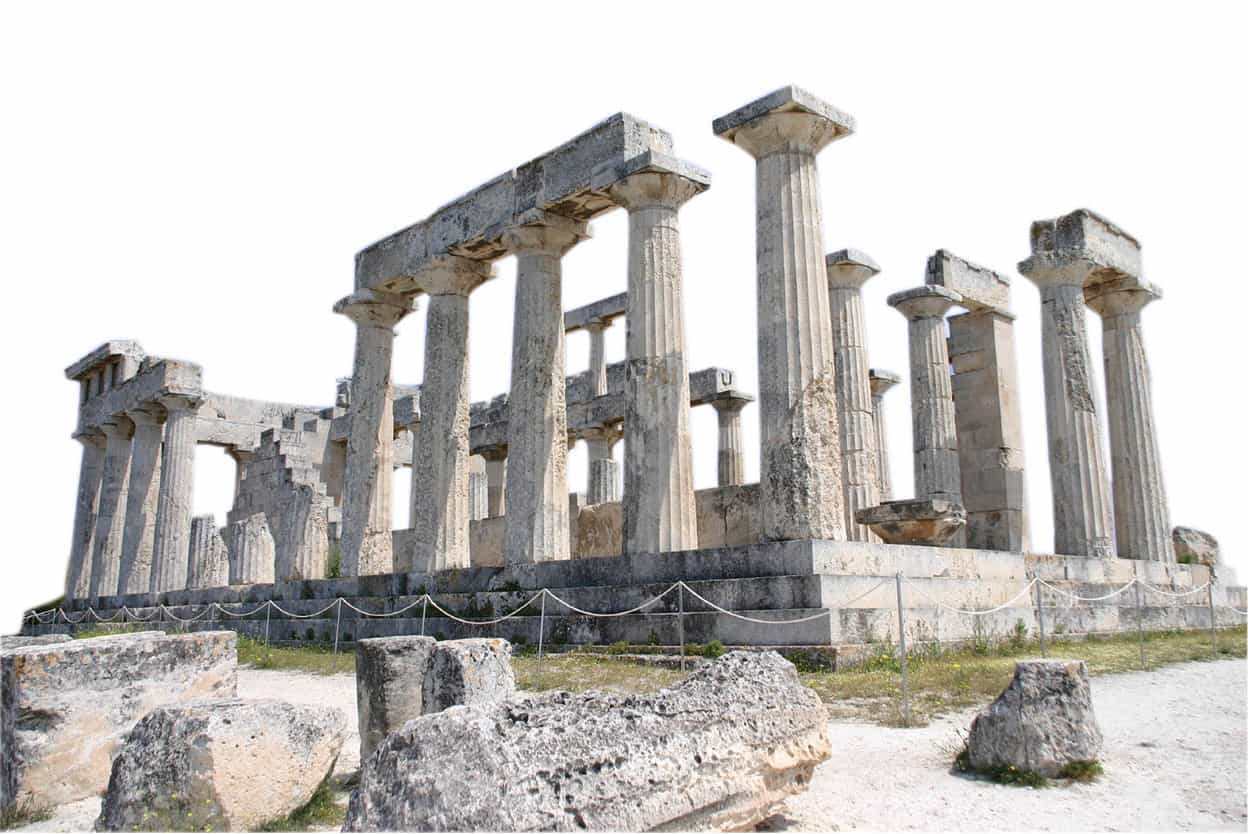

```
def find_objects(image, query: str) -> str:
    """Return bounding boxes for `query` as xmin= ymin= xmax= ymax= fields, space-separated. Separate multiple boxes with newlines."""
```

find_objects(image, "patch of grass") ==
xmin=236 ymin=635 xmax=353 ymax=676
xmin=255 ymin=780 xmax=346 ymax=832
xmin=0 ymin=800 xmax=52 ymax=831
xmin=72 ymin=623 xmax=150 ymax=640
xmin=512 ymin=653 xmax=687 ymax=693
xmin=1058 ymin=759 xmax=1104 ymax=782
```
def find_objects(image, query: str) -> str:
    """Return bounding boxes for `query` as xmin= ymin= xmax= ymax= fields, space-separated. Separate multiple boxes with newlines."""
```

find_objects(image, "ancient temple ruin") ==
xmin=40 ymin=85 xmax=1243 ymax=649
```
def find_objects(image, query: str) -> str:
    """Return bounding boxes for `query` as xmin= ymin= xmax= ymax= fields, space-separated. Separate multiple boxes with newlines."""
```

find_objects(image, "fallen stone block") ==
xmin=0 ymin=630 xmax=236 ymax=811
xmin=343 ymin=650 xmax=830 ymax=832
xmin=1172 ymin=525 xmax=1218 ymax=567
xmin=967 ymin=658 xmax=1103 ymax=778
xmin=355 ymin=636 xmax=514 ymax=763
xmin=96 ymin=699 xmax=347 ymax=832
xmin=0 ymin=633 xmax=73 ymax=654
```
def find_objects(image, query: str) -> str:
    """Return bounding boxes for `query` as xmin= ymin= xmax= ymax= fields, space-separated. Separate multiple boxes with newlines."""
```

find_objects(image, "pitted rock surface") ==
xmin=343 ymin=650 xmax=829 ymax=832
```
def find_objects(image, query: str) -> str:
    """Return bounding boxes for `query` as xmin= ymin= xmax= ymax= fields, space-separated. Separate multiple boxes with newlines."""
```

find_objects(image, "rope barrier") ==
xmin=900 ymin=575 xmax=1038 ymax=616
xmin=267 ymin=599 xmax=342 ymax=620
xmin=543 ymin=583 xmax=680 ymax=618
xmin=679 ymin=579 xmax=889 ymax=625
xmin=1138 ymin=580 xmax=1213 ymax=598
xmin=338 ymin=597 xmax=427 ymax=618
xmin=422 ymin=592 xmax=543 ymax=625
xmin=1037 ymin=577 xmax=1138 ymax=602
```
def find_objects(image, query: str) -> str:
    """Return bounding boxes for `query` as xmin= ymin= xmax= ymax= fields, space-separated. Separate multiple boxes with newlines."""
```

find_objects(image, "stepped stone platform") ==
xmin=26 ymin=541 xmax=1245 ymax=651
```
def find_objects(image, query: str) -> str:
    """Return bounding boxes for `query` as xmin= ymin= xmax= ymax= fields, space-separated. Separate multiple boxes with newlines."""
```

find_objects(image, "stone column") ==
xmin=586 ymin=320 xmax=609 ymax=398
xmin=65 ymin=431 xmax=105 ymax=602
xmin=1087 ymin=279 xmax=1173 ymax=561
xmin=89 ymin=417 xmax=133 ymax=602
xmin=608 ymin=162 xmax=705 ymax=555
xmin=468 ymin=471 xmax=488 ymax=521
xmin=708 ymin=395 xmax=749 ymax=487
xmin=889 ymin=287 xmax=964 ymax=515
xmin=868 ymin=369 xmax=901 ymax=501
xmin=714 ymin=86 xmax=853 ymax=542
xmin=333 ymin=289 xmax=412 ymax=576
xmin=1018 ymin=260 xmax=1115 ymax=557
xmin=826 ymin=249 xmax=882 ymax=541
xmin=117 ymin=407 xmax=164 ymax=595
xmin=583 ymin=425 xmax=621 ymax=505
xmin=409 ymin=256 xmax=493 ymax=572
xmin=502 ymin=214 xmax=589 ymax=564
xmin=150 ymin=395 xmax=199 ymax=593
xmin=480 ymin=447 xmax=506 ymax=518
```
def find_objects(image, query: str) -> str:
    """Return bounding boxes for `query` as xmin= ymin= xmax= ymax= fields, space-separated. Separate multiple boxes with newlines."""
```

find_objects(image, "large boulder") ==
xmin=967 ymin=659 xmax=1102 ymax=778
xmin=343 ymin=650 xmax=830 ymax=832
xmin=96 ymin=699 xmax=347 ymax=832
xmin=1173 ymin=526 xmax=1218 ymax=567
xmin=0 ymin=630 xmax=236 ymax=811
xmin=355 ymin=637 xmax=514 ymax=762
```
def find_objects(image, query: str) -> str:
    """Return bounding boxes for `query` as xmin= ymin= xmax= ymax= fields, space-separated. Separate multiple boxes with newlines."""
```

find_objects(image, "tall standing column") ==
xmin=502 ymin=214 xmax=589 ymax=564
xmin=150 ymin=395 xmax=199 ymax=593
xmin=586 ymin=320 xmax=609 ymax=397
xmin=1087 ymin=279 xmax=1173 ymax=561
xmin=709 ymin=394 xmax=750 ymax=487
xmin=480 ymin=447 xmax=506 ymax=518
xmin=714 ymin=86 xmax=854 ymax=542
xmin=889 ymin=287 xmax=964 ymax=520
xmin=826 ymin=249 xmax=882 ymax=541
xmin=118 ymin=407 xmax=164 ymax=594
xmin=608 ymin=161 xmax=706 ymax=554
xmin=334 ymin=289 xmax=412 ymax=576
xmin=65 ymin=431 xmax=105 ymax=602
xmin=409 ymin=256 xmax=493 ymax=572
xmin=868 ymin=369 xmax=901 ymax=501
xmin=89 ymin=417 xmax=133 ymax=602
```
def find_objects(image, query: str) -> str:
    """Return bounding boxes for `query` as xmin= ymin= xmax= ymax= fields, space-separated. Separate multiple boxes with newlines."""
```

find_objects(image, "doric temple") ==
xmin=44 ymin=86 xmax=1243 ymax=649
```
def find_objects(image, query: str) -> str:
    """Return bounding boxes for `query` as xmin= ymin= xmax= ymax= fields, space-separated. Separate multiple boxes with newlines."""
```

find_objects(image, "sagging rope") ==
xmin=900 ymin=575 xmax=1039 ymax=616
xmin=1038 ymin=576 xmax=1138 ymax=602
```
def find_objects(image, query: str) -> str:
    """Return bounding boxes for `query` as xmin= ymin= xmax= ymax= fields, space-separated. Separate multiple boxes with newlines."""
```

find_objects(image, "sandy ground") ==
xmin=18 ymin=659 xmax=1246 ymax=832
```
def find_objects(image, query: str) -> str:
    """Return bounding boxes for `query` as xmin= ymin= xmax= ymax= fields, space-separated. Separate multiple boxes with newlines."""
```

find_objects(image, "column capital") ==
xmin=1019 ymin=208 xmax=1142 ymax=291
xmin=888 ymin=285 xmax=963 ymax=320
xmin=333 ymin=288 xmax=414 ymax=329
xmin=125 ymin=404 xmax=165 ymax=427
xmin=868 ymin=368 xmax=902 ymax=397
xmin=99 ymin=415 xmax=134 ymax=439
xmin=413 ymin=254 xmax=495 ymax=297
xmin=158 ymin=393 xmax=201 ymax=413
xmin=826 ymin=248 xmax=881 ymax=290
xmin=73 ymin=429 xmax=106 ymax=447
xmin=605 ymin=152 xmax=710 ymax=212
xmin=713 ymin=85 xmax=855 ymax=158
xmin=477 ymin=443 xmax=508 ymax=463
xmin=707 ymin=391 xmax=753 ymax=416
xmin=501 ymin=211 xmax=591 ymax=257
xmin=1085 ymin=276 xmax=1162 ymax=318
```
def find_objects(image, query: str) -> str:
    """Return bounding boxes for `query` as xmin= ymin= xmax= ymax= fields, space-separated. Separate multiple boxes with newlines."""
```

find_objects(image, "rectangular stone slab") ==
xmin=925 ymin=249 xmax=1011 ymax=312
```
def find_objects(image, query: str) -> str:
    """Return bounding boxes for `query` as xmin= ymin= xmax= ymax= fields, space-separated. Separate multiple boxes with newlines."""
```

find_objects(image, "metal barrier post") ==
xmin=536 ymin=590 xmax=547 ymax=691
xmin=894 ymin=572 xmax=911 ymax=728
xmin=1134 ymin=580 xmax=1146 ymax=669
xmin=1207 ymin=579 xmax=1218 ymax=658
xmin=264 ymin=601 xmax=272 ymax=658
xmin=678 ymin=583 xmax=687 ymax=673
xmin=1034 ymin=578 xmax=1048 ymax=658
xmin=419 ymin=595 xmax=428 ymax=637
xmin=333 ymin=598 xmax=343 ymax=654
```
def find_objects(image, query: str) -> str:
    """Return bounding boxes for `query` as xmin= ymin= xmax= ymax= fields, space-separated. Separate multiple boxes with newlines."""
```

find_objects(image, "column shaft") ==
xmin=712 ymin=399 xmax=747 ymax=487
xmin=868 ymin=370 xmax=901 ymax=502
xmin=587 ymin=323 xmax=608 ymax=398
xmin=65 ymin=434 xmax=105 ymax=601
xmin=118 ymin=411 xmax=163 ymax=594
xmin=89 ymin=420 xmax=133 ymax=601
xmin=150 ymin=397 xmax=198 ymax=593
xmin=585 ymin=434 xmax=621 ymax=505
xmin=908 ymin=314 xmax=962 ymax=501
xmin=483 ymin=452 xmax=506 ymax=518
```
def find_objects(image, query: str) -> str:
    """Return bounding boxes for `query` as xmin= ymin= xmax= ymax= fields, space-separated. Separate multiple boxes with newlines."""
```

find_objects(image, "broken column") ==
xmin=608 ymin=154 xmax=706 ymax=554
xmin=582 ymin=425 xmax=621 ymax=505
xmin=89 ymin=416 xmax=133 ymax=601
xmin=117 ymin=407 xmax=163 ymax=595
xmin=708 ymin=392 xmax=751 ymax=487
xmin=888 ymin=286 xmax=964 ymax=524
xmin=868 ymin=370 xmax=900 ymax=501
xmin=188 ymin=514 xmax=229 ymax=589
xmin=1086 ymin=276 xmax=1173 ymax=561
xmin=1018 ymin=210 xmax=1120 ymax=558
xmin=334 ymin=289 xmax=412 ymax=576
xmin=502 ymin=213 xmax=589 ymax=564
xmin=65 ymin=431 xmax=105 ymax=601
xmin=410 ymin=256 xmax=494 ymax=572
xmin=713 ymin=85 xmax=853 ymax=541
xmin=825 ymin=249 xmax=882 ymax=542
xmin=150 ymin=395 xmax=199 ymax=594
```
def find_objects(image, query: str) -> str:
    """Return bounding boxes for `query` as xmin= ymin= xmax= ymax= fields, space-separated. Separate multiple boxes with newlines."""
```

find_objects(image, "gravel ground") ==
xmin=17 ymin=658 xmax=1245 ymax=832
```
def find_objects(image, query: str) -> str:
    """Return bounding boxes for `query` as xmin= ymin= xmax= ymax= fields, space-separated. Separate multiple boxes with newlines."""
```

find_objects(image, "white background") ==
xmin=2 ymin=1 xmax=1244 ymax=630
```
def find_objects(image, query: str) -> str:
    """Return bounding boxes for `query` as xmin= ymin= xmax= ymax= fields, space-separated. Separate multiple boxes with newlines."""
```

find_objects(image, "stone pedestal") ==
xmin=89 ymin=417 xmax=133 ymax=601
xmin=409 ymin=256 xmax=494 ymax=572
xmin=825 ymin=249 xmax=882 ymax=542
xmin=1087 ymin=279 xmax=1172 ymax=561
xmin=708 ymin=394 xmax=750 ymax=488
xmin=66 ymin=432 xmax=105 ymax=602
xmin=714 ymin=86 xmax=854 ymax=542
xmin=502 ymin=214 xmax=589 ymax=564
xmin=608 ymin=160 xmax=705 ymax=555
xmin=334 ymin=290 xmax=412 ymax=576
xmin=118 ymin=408 xmax=164 ymax=595
xmin=150 ymin=395 xmax=199 ymax=594
xmin=867 ymin=370 xmax=900 ymax=501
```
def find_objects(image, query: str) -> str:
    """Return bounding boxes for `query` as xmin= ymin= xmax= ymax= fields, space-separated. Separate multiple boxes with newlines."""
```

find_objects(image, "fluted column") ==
xmin=1019 ymin=259 xmax=1115 ymax=557
xmin=889 ymin=287 xmax=964 ymax=521
xmin=608 ymin=163 xmax=705 ymax=554
xmin=480 ymin=447 xmax=506 ymax=519
xmin=468 ymin=471 xmax=488 ymax=521
xmin=118 ymin=407 xmax=164 ymax=594
xmin=586 ymin=321 xmax=609 ymax=398
xmin=409 ymin=256 xmax=494 ymax=571
xmin=583 ymin=425 xmax=621 ymax=505
xmin=334 ymin=289 xmax=412 ymax=576
xmin=714 ymin=87 xmax=854 ymax=542
xmin=502 ymin=214 xmax=590 ymax=564
xmin=868 ymin=369 xmax=901 ymax=500
xmin=150 ymin=395 xmax=199 ymax=593
xmin=1087 ymin=279 xmax=1173 ymax=561
xmin=65 ymin=431 xmax=105 ymax=602
xmin=709 ymin=395 xmax=749 ymax=487
xmin=826 ymin=249 xmax=882 ymax=541
xmin=89 ymin=417 xmax=133 ymax=601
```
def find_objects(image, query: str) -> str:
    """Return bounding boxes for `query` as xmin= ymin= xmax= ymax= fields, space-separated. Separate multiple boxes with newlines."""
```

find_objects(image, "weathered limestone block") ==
xmin=343 ymin=651 xmax=830 ymax=832
xmin=188 ymin=514 xmax=229 ymax=589
xmin=856 ymin=499 xmax=966 ymax=546
xmin=0 ymin=634 xmax=72 ymax=654
xmin=1172 ymin=526 xmax=1218 ymax=567
xmin=96 ymin=699 xmax=346 ymax=832
xmin=967 ymin=659 xmax=1103 ymax=778
xmin=0 ymin=631 xmax=237 ymax=810
xmin=425 ymin=638 xmax=515 ymax=714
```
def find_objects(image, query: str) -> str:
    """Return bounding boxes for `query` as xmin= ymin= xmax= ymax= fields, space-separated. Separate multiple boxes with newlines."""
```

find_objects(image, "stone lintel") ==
xmin=78 ymin=359 xmax=204 ymax=434
xmin=65 ymin=340 xmax=147 ymax=381
xmin=712 ymin=85 xmax=856 ymax=140
xmin=354 ymin=113 xmax=674 ymax=292
xmin=925 ymin=249 xmax=1011 ymax=312
xmin=1019 ymin=208 xmax=1142 ymax=285
xmin=564 ymin=293 xmax=627 ymax=333
xmin=590 ymin=149 xmax=711 ymax=195
xmin=825 ymin=248 xmax=881 ymax=288
xmin=868 ymin=368 xmax=902 ymax=395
